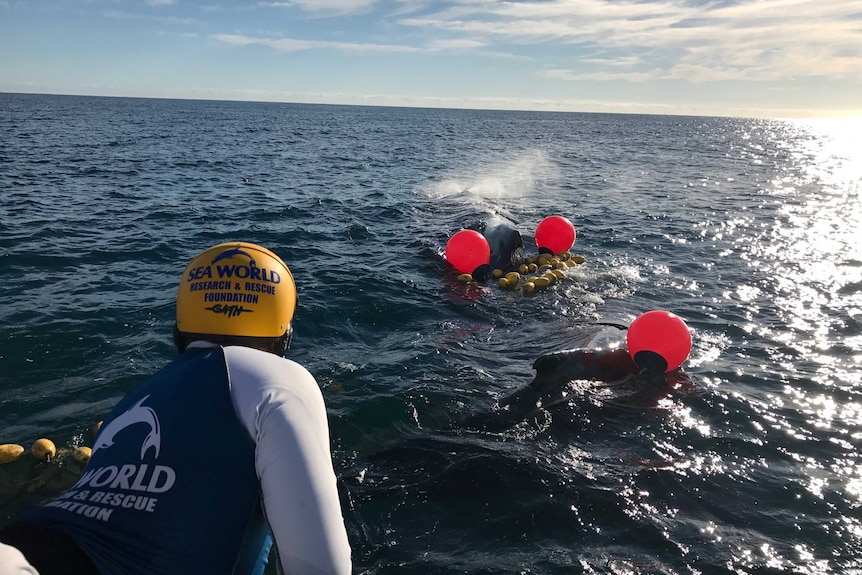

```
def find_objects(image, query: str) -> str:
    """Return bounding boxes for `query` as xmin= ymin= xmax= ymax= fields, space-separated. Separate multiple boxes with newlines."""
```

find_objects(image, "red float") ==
xmin=445 ymin=230 xmax=490 ymax=274
xmin=626 ymin=310 xmax=692 ymax=372
xmin=535 ymin=215 xmax=576 ymax=254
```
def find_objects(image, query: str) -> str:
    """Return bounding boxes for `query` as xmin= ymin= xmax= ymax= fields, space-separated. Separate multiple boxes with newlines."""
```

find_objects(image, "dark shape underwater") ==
xmin=467 ymin=216 xmax=525 ymax=280
xmin=473 ymin=324 xmax=694 ymax=431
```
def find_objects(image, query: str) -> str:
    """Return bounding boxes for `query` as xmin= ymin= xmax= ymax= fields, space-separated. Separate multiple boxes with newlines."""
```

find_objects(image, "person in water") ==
xmin=0 ymin=242 xmax=352 ymax=575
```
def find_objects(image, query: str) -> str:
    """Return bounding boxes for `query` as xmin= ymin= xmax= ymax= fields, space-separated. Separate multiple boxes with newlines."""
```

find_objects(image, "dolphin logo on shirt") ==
xmin=92 ymin=395 xmax=162 ymax=460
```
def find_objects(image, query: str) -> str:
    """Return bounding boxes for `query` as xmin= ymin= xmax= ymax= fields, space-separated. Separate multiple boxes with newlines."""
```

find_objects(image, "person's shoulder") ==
xmin=223 ymin=345 xmax=314 ymax=381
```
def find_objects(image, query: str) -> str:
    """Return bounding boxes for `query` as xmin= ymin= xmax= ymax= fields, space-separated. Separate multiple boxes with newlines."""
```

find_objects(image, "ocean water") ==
xmin=1 ymin=92 xmax=861 ymax=574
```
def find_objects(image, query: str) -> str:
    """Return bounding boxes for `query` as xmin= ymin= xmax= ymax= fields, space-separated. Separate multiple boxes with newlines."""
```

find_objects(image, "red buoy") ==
xmin=626 ymin=310 xmax=692 ymax=372
xmin=535 ymin=215 xmax=576 ymax=254
xmin=445 ymin=230 xmax=491 ymax=274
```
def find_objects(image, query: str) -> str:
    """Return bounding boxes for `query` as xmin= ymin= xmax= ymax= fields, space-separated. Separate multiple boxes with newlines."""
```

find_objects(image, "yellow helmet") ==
xmin=175 ymin=242 xmax=297 ymax=352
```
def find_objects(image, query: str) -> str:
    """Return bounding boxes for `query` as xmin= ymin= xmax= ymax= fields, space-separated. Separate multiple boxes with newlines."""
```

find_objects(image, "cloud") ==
xmin=258 ymin=0 xmax=378 ymax=16
xmin=210 ymin=0 xmax=861 ymax=84
xmin=540 ymin=68 xmax=661 ymax=82
xmin=427 ymin=38 xmax=485 ymax=50
xmin=398 ymin=0 xmax=862 ymax=82
xmin=103 ymin=9 xmax=197 ymax=25
xmin=213 ymin=33 xmax=422 ymax=53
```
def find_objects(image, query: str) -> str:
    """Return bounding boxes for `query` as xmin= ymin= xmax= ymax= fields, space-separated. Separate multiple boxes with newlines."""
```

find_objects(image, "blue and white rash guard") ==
xmin=22 ymin=342 xmax=352 ymax=575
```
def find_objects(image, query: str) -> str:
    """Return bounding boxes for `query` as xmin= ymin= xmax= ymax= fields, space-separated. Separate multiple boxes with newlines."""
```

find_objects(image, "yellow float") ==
xmin=31 ymin=438 xmax=57 ymax=461
xmin=0 ymin=443 xmax=25 ymax=464
xmin=74 ymin=446 xmax=93 ymax=464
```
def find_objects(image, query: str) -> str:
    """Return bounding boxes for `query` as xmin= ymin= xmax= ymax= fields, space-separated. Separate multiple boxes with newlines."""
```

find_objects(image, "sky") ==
xmin=1 ymin=0 xmax=860 ymax=118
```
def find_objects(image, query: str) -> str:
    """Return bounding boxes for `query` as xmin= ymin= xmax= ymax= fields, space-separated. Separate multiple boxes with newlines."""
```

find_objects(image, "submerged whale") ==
xmin=466 ymin=216 xmax=525 ymax=280
xmin=477 ymin=324 xmax=693 ymax=430
xmin=482 ymin=218 xmax=525 ymax=273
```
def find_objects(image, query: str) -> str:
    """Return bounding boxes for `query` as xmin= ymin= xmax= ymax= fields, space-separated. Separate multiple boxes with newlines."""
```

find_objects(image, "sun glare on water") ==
xmin=717 ymin=118 xmax=862 ymax=478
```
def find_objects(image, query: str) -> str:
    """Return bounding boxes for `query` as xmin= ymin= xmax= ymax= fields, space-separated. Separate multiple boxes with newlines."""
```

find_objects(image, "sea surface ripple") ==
xmin=1 ymin=93 xmax=861 ymax=574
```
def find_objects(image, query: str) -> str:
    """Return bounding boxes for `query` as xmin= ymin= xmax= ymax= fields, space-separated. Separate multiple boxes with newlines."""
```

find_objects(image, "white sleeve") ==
xmin=224 ymin=345 xmax=352 ymax=575
xmin=0 ymin=543 xmax=39 ymax=575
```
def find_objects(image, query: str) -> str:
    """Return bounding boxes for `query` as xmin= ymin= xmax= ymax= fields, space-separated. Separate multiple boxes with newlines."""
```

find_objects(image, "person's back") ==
xmin=0 ymin=242 xmax=352 ymax=575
